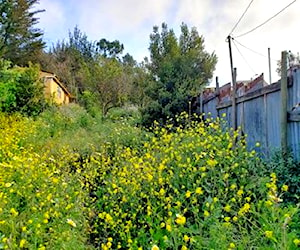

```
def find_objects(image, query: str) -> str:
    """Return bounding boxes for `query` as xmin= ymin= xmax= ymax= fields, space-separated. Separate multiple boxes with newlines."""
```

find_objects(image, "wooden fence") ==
xmin=199 ymin=65 xmax=300 ymax=160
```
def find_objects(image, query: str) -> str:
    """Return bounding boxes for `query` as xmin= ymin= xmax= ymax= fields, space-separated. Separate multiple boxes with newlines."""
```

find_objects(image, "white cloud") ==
xmin=37 ymin=0 xmax=66 ymax=45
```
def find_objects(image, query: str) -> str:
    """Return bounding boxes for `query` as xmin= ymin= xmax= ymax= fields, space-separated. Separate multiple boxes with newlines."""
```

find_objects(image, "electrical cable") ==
xmin=232 ymin=40 xmax=256 ymax=75
xmin=234 ymin=0 xmax=297 ymax=38
xmin=229 ymin=0 xmax=255 ymax=35
xmin=233 ymin=38 xmax=277 ymax=62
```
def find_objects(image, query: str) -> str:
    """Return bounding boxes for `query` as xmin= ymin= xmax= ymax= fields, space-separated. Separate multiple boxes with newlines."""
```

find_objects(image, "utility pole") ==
xmin=227 ymin=35 xmax=237 ymax=130
xmin=215 ymin=76 xmax=220 ymax=117
xmin=280 ymin=51 xmax=288 ymax=156
xmin=268 ymin=48 xmax=272 ymax=84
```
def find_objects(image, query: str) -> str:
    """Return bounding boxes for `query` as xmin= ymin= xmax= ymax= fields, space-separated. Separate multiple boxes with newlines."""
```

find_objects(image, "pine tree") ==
xmin=0 ymin=0 xmax=45 ymax=65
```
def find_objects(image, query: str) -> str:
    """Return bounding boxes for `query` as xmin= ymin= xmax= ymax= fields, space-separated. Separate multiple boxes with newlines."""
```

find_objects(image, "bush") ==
xmin=266 ymin=150 xmax=300 ymax=204
xmin=0 ymin=60 xmax=47 ymax=116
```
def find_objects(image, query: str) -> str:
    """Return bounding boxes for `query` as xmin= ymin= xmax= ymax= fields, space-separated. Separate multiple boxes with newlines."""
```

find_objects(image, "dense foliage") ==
xmin=0 ymin=0 xmax=45 ymax=65
xmin=141 ymin=23 xmax=217 ymax=126
xmin=0 ymin=108 xmax=299 ymax=249
xmin=0 ymin=59 xmax=46 ymax=116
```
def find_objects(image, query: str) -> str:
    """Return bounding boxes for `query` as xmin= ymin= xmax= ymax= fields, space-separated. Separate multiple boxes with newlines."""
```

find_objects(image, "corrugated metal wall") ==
xmin=201 ymin=68 xmax=300 ymax=159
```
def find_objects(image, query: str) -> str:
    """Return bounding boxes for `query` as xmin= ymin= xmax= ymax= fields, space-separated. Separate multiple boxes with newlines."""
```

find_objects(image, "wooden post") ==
xmin=227 ymin=35 xmax=237 ymax=130
xmin=232 ymin=68 xmax=237 ymax=130
xmin=199 ymin=90 xmax=203 ymax=114
xmin=216 ymin=76 xmax=220 ymax=117
xmin=268 ymin=48 xmax=272 ymax=84
xmin=280 ymin=51 xmax=288 ymax=155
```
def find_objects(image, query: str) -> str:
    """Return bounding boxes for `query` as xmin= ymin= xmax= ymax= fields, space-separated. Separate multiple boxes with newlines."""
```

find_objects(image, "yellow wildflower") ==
xmin=175 ymin=214 xmax=186 ymax=225
xmin=293 ymin=238 xmax=300 ymax=246
xmin=204 ymin=210 xmax=210 ymax=217
xmin=19 ymin=239 xmax=26 ymax=248
xmin=195 ymin=187 xmax=203 ymax=194
xmin=183 ymin=234 xmax=190 ymax=242
xmin=207 ymin=159 xmax=218 ymax=167
xmin=224 ymin=204 xmax=231 ymax=212
xmin=200 ymin=166 xmax=206 ymax=172
xmin=232 ymin=216 xmax=238 ymax=222
xmin=185 ymin=190 xmax=191 ymax=198
xmin=10 ymin=208 xmax=18 ymax=216
xmin=4 ymin=182 xmax=12 ymax=188
xmin=224 ymin=217 xmax=231 ymax=222
xmin=228 ymin=242 xmax=236 ymax=249
xmin=181 ymin=246 xmax=188 ymax=250
xmin=237 ymin=189 xmax=244 ymax=196
xmin=265 ymin=200 xmax=273 ymax=207
xmin=281 ymin=185 xmax=288 ymax=192
xmin=151 ymin=245 xmax=159 ymax=250
xmin=66 ymin=218 xmax=76 ymax=227
xmin=265 ymin=230 xmax=273 ymax=239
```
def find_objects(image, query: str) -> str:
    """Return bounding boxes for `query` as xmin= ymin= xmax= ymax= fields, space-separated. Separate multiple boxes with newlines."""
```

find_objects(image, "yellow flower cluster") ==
xmin=91 ymin=114 xmax=290 ymax=249
xmin=0 ymin=113 xmax=93 ymax=249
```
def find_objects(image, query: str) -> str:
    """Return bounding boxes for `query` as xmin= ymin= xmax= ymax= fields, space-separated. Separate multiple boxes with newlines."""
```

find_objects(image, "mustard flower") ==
xmin=4 ymin=182 xmax=12 ymax=188
xmin=151 ymin=244 xmax=159 ymax=250
xmin=181 ymin=245 xmax=188 ymax=250
xmin=204 ymin=210 xmax=210 ymax=217
xmin=185 ymin=190 xmax=191 ymax=198
xmin=281 ymin=185 xmax=288 ymax=192
xmin=19 ymin=239 xmax=26 ymax=248
xmin=207 ymin=159 xmax=218 ymax=167
xmin=10 ymin=208 xmax=18 ymax=217
xmin=195 ymin=187 xmax=203 ymax=194
xmin=237 ymin=189 xmax=244 ymax=196
xmin=224 ymin=217 xmax=231 ymax=222
xmin=265 ymin=230 xmax=273 ymax=239
xmin=293 ymin=238 xmax=300 ymax=246
xmin=66 ymin=218 xmax=76 ymax=227
xmin=183 ymin=234 xmax=190 ymax=242
xmin=224 ymin=204 xmax=231 ymax=212
xmin=175 ymin=214 xmax=186 ymax=225
xmin=228 ymin=242 xmax=236 ymax=249
xmin=265 ymin=200 xmax=273 ymax=207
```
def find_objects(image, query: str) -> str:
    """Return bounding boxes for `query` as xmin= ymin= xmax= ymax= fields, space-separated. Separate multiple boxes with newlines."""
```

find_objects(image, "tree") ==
xmin=0 ymin=0 xmax=45 ymax=65
xmin=91 ymin=56 xmax=129 ymax=116
xmin=276 ymin=51 xmax=300 ymax=76
xmin=96 ymin=38 xmax=124 ymax=59
xmin=141 ymin=22 xmax=217 ymax=126
xmin=0 ymin=59 xmax=46 ymax=115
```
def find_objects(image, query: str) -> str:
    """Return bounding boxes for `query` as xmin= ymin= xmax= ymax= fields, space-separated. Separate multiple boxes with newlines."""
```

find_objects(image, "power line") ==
xmin=234 ymin=0 xmax=297 ymax=38
xmin=229 ymin=0 xmax=255 ymax=35
xmin=233 ymin=38 xmax=277 ymax=62
xmin=232 ymin=39 xmax=256 ymax=75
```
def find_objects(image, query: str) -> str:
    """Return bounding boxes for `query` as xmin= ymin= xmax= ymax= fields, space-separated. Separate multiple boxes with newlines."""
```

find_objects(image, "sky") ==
xmin=36 ymin=0 xmax=300 ymax=87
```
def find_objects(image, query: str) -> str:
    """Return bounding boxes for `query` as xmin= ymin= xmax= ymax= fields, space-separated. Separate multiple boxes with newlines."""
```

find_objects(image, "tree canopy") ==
xmin=0 ymin=0 xmax=45 ymax=65
xmin=141 ymin=22 xmax=217 ymax=126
